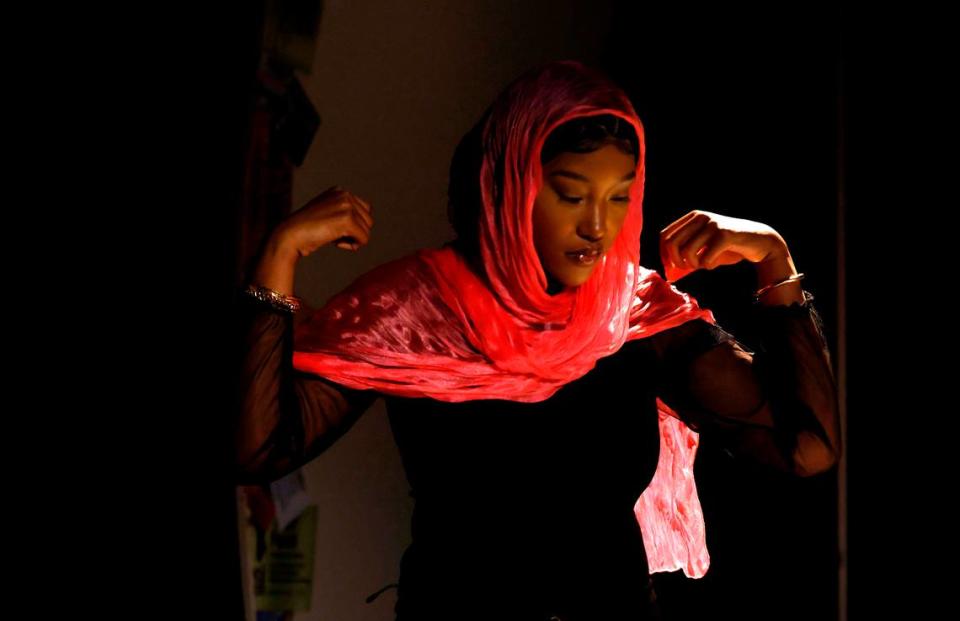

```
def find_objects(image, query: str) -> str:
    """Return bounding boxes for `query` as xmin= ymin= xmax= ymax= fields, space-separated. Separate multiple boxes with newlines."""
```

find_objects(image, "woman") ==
xmin=234 ymin=59 xmax=840 ymax=620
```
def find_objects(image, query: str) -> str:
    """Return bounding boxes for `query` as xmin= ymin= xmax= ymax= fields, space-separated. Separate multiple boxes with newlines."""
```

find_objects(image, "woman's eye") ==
xmin=557 ymin=193 xmax=630 ymax=204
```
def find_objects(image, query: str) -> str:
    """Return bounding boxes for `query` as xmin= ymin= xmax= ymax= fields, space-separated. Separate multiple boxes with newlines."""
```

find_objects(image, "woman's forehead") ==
xmin=542 ymin=146 xmax=638 ymax=180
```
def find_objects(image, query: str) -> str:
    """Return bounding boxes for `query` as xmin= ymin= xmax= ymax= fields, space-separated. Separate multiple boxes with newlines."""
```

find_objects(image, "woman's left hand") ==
xmin=659 ymin=209 xmax=789 ymax=281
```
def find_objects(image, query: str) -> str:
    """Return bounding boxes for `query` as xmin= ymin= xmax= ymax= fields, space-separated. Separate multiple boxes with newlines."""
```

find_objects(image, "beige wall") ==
xmin=289 ymin=1 xmax=615 ymax=618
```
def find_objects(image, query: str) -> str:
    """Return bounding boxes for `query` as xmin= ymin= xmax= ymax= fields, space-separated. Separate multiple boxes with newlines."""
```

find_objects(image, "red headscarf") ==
xmin=292 ymin=59 xmax=714 ymax=578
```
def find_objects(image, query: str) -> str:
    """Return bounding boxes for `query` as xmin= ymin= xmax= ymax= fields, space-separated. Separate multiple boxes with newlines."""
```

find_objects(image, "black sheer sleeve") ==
xmin=233 ymin=292 xmax=380 ymax=486
xmin=647 ymin=289 xmax=841 ymax=477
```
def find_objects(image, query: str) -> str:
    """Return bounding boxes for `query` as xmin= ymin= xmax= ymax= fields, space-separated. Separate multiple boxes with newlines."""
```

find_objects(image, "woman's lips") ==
xmin=566 ymin=248 xmax=601 ymax=266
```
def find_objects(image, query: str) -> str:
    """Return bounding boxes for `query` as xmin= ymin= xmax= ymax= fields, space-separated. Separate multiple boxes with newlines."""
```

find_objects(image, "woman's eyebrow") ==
xmin=548 ymin=169 xmax=636 ymax=183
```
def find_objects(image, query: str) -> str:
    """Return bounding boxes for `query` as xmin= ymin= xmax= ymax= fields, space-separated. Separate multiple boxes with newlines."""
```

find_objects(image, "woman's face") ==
xmin=532 ymin=143 xmax=637 ymax=295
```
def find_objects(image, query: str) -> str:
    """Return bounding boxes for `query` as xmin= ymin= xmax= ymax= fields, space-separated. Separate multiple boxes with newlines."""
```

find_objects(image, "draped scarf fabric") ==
xmin=292 ymin=59 xmax=715 ymax=579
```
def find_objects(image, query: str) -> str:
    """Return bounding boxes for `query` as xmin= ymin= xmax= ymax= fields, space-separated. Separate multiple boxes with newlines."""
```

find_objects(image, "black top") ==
xmin=233 ymin=286 xmax=840 ymax=621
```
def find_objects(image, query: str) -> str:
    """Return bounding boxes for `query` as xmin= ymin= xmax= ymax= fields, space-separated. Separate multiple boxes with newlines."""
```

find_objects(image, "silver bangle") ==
xmin=753 ymin=272 xmax=805 ymax=303
xmin=243 ymin=282 xmax=303 ymax=313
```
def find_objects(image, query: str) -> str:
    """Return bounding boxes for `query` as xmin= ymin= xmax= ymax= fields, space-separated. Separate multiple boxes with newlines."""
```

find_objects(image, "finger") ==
xmin=350 ymin=207 xmax=372 ymax=239
xmin=354 ymin=199 xmax=374 ymax=229
xmin=698 ymin=230 xmax=741 ymax=269
xmin=331 ymin=213 xmax=369 ymax=250
xmin=343 ymin=194 xmax=374 ymax=229
xmin=347 ymin=214 xmax=371 ymax=247
xmin=660 ymin=211 xmax=702 ymax=268
xmin=659 ymin=210 xmax=700 ymax=239
xmin=662 ymin=214 xmax=708 ymax=269
xmin=353 ymin=194 xmax=373 ymax=215
xmin=333 ymin=232 xmax=364 ymax=251
xmin=680 ymin=226 xmax=719 ymax=270
xmin=336 ymin=239 xmax=360 ymax=251
xmin=341 ymin=190 xmax=371 ymax=215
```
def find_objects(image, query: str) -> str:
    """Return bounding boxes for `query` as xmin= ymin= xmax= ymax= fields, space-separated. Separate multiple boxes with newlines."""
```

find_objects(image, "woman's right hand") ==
xmin=275 ymin=185 xmax=375 ymax=258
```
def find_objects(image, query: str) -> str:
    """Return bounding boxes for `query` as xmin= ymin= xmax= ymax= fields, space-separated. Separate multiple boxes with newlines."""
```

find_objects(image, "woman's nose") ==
xmin=576 ymin=201 xmax=606 ymax=242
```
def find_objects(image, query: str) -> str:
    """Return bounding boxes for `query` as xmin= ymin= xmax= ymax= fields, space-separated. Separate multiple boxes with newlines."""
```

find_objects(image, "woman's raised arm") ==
xmin=647 ymin=289 xmax=842 ymax=477
xmin=233 ymin=185 xmax=379 ymax=485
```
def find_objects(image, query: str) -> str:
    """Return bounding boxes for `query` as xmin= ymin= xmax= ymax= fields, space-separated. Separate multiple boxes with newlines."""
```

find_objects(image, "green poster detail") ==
xmin=251 ymin=504 xmax=318 ymax=612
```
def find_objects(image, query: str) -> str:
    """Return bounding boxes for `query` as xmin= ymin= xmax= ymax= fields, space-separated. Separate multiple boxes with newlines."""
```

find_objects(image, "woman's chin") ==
xmin=544 ymin=263 xmax=597 ymax=294
xmin=546 ymin=275 xmax=591 ymax=295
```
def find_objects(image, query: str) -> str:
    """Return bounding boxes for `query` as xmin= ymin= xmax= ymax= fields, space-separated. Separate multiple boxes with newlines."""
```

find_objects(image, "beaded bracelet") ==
xmin=243 ymin=282 xmax=303 ymax=313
